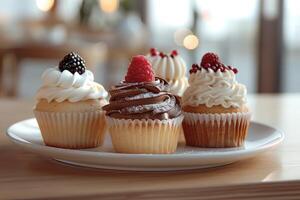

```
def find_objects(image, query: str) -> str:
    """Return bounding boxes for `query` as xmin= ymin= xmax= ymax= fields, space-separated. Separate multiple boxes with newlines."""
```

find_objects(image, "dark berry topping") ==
xmin=189 ymin=52 xmax=239 ymax=74
xmin=150 ymin=48 xmax=158 ymax=56
xmin=59 ymin=52 xmax=86 ymax=75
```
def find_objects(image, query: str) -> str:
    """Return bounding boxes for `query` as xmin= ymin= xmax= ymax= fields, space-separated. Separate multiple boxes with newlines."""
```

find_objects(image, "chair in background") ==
xmin=0 ymin=50 xmax=4 ymax=96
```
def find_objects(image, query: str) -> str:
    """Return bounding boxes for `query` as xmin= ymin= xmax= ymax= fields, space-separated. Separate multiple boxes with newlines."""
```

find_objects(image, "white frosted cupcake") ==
xmin=146 ymin=48 xmax=188 ymax=97
xmin=34 ymin=52 xmax=108 ymax=149
xmin=182 ymin=52 xmax=251 ymax=148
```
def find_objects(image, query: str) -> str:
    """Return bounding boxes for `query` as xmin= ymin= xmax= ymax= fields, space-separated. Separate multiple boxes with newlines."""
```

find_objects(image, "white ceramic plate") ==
xmin=7 ymin=118 xmax=284 ymax=171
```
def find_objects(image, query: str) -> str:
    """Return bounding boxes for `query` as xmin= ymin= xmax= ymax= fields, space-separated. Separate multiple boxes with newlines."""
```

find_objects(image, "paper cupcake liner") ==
xmin=106 ymin=116 xmax=184 ymax=154
xmin=34 ymin=110 xmax=106 ymax=149
xmin=182 ymin=112 xmax=251 ymax=148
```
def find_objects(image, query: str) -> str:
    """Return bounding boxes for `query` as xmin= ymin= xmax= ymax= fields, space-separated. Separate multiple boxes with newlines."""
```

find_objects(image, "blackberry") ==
xmin=59 ymin=52 xmax=86 ymax=75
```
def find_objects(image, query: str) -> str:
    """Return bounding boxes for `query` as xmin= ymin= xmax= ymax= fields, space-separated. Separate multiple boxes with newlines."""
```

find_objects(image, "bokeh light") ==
xmin=36 ymin=0 xmax=54 ymax=12
xmin=183 ymin=34 xmax=199 ymax=50
xmin=99 ymin=0 xmax=119 ymax=13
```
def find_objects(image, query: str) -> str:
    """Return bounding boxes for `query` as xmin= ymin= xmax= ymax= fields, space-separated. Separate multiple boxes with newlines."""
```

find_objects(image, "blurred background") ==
xmin=0 ymin=0 xmax=299 ymax=99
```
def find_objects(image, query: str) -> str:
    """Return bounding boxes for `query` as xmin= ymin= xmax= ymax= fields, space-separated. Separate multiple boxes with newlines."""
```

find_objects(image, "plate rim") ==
xmin=54 ymin=159 xmax=237 ymax=171
xmin=6 ymin=118 xmax=284 ymax=160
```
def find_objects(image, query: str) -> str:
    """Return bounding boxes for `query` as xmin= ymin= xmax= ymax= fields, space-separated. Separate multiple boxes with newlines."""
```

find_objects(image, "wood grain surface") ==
xmin=0 ymin=94 xmax=300 ymax=199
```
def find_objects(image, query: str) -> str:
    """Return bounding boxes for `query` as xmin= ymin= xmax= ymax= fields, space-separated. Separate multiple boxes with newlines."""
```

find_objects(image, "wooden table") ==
xmin=1 ymin=94 xmax=300 ymax=199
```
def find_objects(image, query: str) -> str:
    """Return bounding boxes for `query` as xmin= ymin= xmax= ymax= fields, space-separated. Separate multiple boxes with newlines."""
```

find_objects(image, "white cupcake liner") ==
xmin=182 ymin=112 xmax=251 ymax=147
xmin=106 ymin=116 xmax=184 ymax=154
xmin=34 ymin=110 xmax=106 ymax=149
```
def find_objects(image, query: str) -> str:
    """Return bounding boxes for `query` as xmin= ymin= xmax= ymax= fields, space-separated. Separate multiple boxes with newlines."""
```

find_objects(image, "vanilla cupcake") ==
xmin=103 ymin=55 xmax=183 ymax=154
xmin=34 ymin=52 xmax=108 ymax=149
xmin=146 ymin=48 xmax=188 ymax=97
xmin=182 ymin=52 xmax=251 ymax=148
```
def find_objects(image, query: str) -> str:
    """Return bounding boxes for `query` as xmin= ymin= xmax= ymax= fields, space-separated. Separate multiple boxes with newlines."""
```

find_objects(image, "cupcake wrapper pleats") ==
xmin=34 ymin=110 xmax=106 ymax=149
xmin=182 ymin=112 xmax=251 ymax=148
xmin=106 ymin=116 xmax=184 ymax=154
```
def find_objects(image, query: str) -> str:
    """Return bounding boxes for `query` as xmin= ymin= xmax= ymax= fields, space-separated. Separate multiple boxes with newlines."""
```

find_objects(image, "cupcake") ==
xmin=182 ymin=52 xmax=251 ymax=148
xmin=146 ymin=48 xmax=188 ymax=97
xmin=34 ymin=52 xmax=108 ymax=149
xmin=103 ymin=55 xmax=183 ymax=154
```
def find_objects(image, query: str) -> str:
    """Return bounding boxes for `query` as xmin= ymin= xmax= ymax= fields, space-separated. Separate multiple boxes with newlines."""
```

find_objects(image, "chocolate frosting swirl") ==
xmin=103 ymin=78 xmax=182 ymax=120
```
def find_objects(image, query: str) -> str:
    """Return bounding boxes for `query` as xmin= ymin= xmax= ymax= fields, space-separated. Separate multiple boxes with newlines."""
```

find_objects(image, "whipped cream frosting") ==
xmin=147 ymin=55 xmax=188 ymax=96
xmin=36 ymin=68 xmax=108 ymax=103
xmin=182 ymin=68 xmax=247 ymax=108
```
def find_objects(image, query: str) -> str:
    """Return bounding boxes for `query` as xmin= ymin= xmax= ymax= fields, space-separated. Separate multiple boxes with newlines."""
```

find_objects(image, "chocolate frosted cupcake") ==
xmin=103 ymin=55 xmax=183 ymax=154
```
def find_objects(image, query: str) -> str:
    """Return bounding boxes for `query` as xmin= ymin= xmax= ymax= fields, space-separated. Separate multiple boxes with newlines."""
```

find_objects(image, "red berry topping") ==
xmin=189 ymin=53 xmax=240 ymax=74
xmin=125 ymin=55 xmax=155 ymax=83
xmin=150 ymin=48 xmax=158 ymax=56
xmin=200 ymin=52 xmax=220 ymax=67
xmin=190 ymin=64 xmax=200 ymax=74
xmin=149 ymin=48 xmax=180 ymax=59
xmin=189 ymin=52 xmax=239 ymax=74
xmin=194 ymin=64 xmax=201 ymax=70
xmin=159 ymin=52 xmax=166 ymax=58
xmin=170 ymin=50 xmax=178 ymax=57
xmin=232 ymin=68 xmax=238 ymax=74
xmin=189 ymin=68 xmax=198 ymax=74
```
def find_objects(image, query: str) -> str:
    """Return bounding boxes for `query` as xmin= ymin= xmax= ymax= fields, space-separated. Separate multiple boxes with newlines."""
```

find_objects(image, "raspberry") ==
xmin=200 ymin=52 xmax=220 ymax=67
xmin=125 ymin=55 xmax=155 ymax=83
xmin=150 ymin=48 xmax=158 ymax=56
xmin=59 ymin=52 xmax=86 ymax=75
